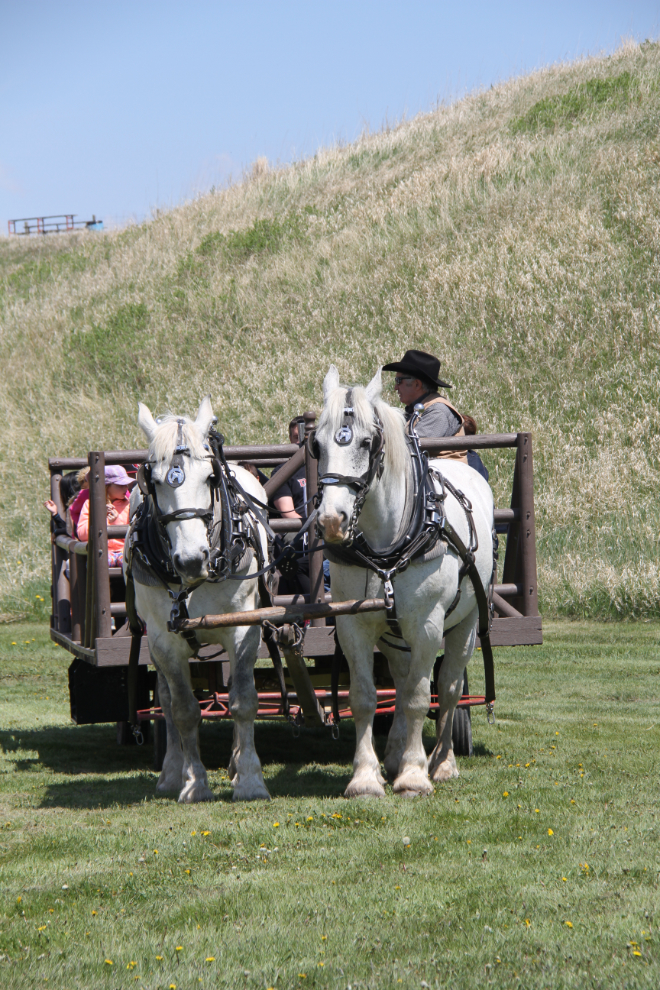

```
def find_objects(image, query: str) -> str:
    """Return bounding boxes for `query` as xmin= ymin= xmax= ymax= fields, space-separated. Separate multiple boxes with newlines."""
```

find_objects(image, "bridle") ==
xmin=307 ymin=389 xmax=386 ymax=544
xmin=136 ymin=418 xmax=223 ymax=549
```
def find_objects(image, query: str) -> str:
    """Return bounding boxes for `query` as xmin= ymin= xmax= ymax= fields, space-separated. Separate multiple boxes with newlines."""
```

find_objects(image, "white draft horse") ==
xmin=125 ymin=397 xmax=271 ymax=803
xmin=315 ymin=367 xmax=494 ymax=798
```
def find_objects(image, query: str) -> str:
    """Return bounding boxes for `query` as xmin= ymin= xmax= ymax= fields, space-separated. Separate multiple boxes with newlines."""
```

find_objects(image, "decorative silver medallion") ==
xmin=334 ymin=425 xmax=353 ymax=445
xmin=166 ymin=465 xmax=185 ymax=487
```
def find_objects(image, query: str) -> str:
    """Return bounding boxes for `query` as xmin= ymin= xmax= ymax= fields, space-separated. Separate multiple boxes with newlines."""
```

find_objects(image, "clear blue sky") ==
xmin=1 ymin=1 xmax=658 ymax=230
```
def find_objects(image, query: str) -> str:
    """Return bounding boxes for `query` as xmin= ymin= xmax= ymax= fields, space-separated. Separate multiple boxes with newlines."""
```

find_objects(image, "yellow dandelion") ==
xmin=534 ymin=809 xmax=540 ymax=813
xmin=548 ymin=829 xmax=554 ymax=836
xmin=16 ymin=896 xmax=21 ymax=903
xmin=205 ymin=957 xmax=215 ymax=962
xmin=321 ymin=935 xmax=327 ymax=941
xmin=153 ymin=849 xmax=158 ymax=855
xmin=394 ymin=885 xmax=401 ymax=890
xmin=503 ymin=791 xmax=509 ymax=798
xmin=466 ymin=839 xmax=471 ymax=844
xmin=91 ymin=910 xmax=97 ymax=915
xmin=202 ymin=831 xmax=210 ymax=836
xmin=170 ymin=985 xmax=177 ymax=989
xmin=318 ymin=961 xmax=325 ymax=967
xmin=156 ymin=955 xmax=163 ymax=961
xmin=565 ymin=921 xmax=573 ymax=928
xmin=11 ymin=642 xmax=16 ymax=646
xmin=524 ymin=919 xmax=530 ymax=927
xmin=525 ymin=763 xmax=530 ymax=768
xmin=185 ymin=869 xmax=191 ymax=874
xmin=496 ymin=755 xmax=502 ymax=759
xmin=190 ymin=830 xmax=197 ymax=836
xmin=298 ymin=973 xmax=307 ymax=978
xmin=307 ymin=816 xmax=313 ymax=822
xmin=38 ymin=925 xmax=47 ymax=931
xmin=633 ymin=950 xmax=642 ymax=957
xmin=175 ymin=946 xmax=183 ymax=951
xmin=570 ymin=799 xmax=576 ymax=804
xmin=273 ymin=822 xmax=280 ymax=827
xmin=104 ymin=959 xmax=113 ymax=965
xmin=562 ymin=877 xmax=567 ymax=882
xmin=48 ymin=909 xmax=54 ymax=914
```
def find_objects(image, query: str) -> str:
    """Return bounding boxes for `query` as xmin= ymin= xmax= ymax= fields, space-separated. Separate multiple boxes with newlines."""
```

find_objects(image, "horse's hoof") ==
xmin=393 ymin=769 xmax=434 ymax=796
xmin=344 ymin=776 xmax=386 ymax=799
xmin=156 ymin=771 xmax=184 ymax=794
xmin=232 ymin=781 xmax=271 ymax=802
xmin=178 ymin=782 xmax=215 ymax=804
xmin=430 ymin=763 xmax=460 ymax=783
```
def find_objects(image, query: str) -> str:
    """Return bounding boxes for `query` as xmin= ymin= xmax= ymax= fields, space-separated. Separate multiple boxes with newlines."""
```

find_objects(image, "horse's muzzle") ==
xmin=173 ymin=547 xmax=210 ymax=583
xmin=317 ymin=510 xmax=348 ymax=543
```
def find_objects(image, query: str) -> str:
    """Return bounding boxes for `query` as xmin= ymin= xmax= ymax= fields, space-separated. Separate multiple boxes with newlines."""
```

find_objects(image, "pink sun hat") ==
xmin=104 ymin=465 xmax=136 ymax=489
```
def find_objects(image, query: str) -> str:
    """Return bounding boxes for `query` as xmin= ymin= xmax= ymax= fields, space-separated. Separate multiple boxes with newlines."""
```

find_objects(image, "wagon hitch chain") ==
xmin=486 ymin=702 xmax=495 ymax=725
xmin=131 ymin=724 xmax=145 ymax=746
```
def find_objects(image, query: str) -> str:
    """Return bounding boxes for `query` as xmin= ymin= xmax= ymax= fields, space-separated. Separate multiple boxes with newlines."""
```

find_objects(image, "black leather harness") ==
xmin=311 ymin=398 xmax=496 ymax=709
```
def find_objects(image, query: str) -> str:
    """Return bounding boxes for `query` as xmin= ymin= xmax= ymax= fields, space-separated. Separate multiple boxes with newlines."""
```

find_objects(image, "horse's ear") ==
xmin=365 ymin=367 xmax=383 ymax=403
xmin=138 ymin=402 xmax=157 ymax=441
xmin=194 ymin=395 xmax=215 ymax=437
xmin=323 ymin=365 xmax=340 ymax=402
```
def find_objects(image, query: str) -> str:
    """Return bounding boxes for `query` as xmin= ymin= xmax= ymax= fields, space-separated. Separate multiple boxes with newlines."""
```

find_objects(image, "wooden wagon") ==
xmin=48 ymin=413 xmax=541 ymax=766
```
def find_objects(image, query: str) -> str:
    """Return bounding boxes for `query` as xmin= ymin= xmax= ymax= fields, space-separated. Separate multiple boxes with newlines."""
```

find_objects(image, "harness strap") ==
xmin=441 ymin=518 xmax=496 ymax=706
xmin=125 ymin=568 xmax=144 ymax=731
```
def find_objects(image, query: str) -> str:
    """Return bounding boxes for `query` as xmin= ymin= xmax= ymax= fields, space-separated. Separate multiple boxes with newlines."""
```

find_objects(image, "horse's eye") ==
xmin=360 ymin=438 xmax=371 ymax=448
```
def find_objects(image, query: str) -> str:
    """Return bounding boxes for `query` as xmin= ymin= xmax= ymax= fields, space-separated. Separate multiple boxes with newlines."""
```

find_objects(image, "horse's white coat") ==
xmin=316 ymin=367 xmax=494 ymax=798
xmin=126 ymin=398 xmax=271 ymax=803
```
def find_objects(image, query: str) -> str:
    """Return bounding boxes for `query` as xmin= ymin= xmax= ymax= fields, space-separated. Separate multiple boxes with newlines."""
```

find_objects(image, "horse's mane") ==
xmin=149 ymin=414 xmax=209 ymax=463
xmin=318 ymin=382 xmax=410 ymax=481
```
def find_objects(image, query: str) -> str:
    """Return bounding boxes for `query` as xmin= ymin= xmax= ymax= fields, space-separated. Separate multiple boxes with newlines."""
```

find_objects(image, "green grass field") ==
xmin=1 ymin=620 xmax=659 ymax=989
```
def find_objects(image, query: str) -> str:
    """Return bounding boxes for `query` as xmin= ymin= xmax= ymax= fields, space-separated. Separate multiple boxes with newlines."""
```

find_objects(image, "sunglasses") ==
xmin=393 ymin=376 xmax=415 ymax=385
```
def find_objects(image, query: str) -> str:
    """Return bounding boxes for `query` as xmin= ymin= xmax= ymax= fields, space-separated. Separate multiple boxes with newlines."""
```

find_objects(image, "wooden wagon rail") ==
xmin=49 ymin=420 xmax=541 ymax=734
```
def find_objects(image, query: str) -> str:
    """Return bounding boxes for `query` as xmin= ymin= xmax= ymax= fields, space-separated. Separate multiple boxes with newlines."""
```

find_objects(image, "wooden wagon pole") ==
xmin=88 ymin=451 xmax=113 ymax=639
xmin=176 ymin=597 xmax=387 ymax=631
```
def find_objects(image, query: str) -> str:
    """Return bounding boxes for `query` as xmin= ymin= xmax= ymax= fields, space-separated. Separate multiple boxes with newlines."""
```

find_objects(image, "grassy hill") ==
xmin=1 ymin=40 xmax=659 ymax=622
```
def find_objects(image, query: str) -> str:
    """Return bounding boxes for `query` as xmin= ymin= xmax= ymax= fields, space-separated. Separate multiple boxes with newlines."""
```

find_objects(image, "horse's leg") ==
xmin=378 ymin=641 xmax=410 ymax=780
xmin=391 ymin=625 xmax=440 ymax=798
xmin=226 ymin=625 xmax=270 ymax=802
xmin=340 ymin=619 xmax=386 ymax=799
xmin=151 ymin=639 xmax=214 ymax=804
xmin=154 ymin=668 xmax=185 ymax=793
xmin=428 ymin=610 xmax=477 ymax=782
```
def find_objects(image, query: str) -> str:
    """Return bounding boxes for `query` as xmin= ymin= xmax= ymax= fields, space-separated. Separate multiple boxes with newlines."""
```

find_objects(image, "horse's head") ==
xmin=138 ymin=396 xmax=220 ymax=585
xmin=315 ymin=365 xmax=405 ymax=544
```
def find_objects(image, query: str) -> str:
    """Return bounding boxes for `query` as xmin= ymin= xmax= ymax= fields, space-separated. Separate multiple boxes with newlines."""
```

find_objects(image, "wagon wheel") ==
xmin=452 ymin=669 xmax=473 ymax=757
xmin=152 ymin=679 xmax=167 ymax=772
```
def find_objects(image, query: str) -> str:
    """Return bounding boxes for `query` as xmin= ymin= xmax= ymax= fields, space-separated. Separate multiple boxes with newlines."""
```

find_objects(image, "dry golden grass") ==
xmin=1 ymin=40 xmax=659 ymax=619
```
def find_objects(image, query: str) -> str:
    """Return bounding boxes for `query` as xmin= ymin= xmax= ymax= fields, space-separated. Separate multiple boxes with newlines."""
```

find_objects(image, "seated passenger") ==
xmin=68 ymin=467 xmax=90 ymax=537
xmin=268 ymin=418 xmax=310 ymax=597
xmin=383 ymin=349 xmax=467 ymax=462
xmin=77 ymin=466 xmax=136 ymax=566
xmin=43 ymin=470 xmax=82 ymax=536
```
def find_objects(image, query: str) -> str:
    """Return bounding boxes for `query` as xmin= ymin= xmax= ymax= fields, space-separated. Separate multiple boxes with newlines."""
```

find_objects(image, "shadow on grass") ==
xmin=2 ymin=716 xmax=493 ymax=808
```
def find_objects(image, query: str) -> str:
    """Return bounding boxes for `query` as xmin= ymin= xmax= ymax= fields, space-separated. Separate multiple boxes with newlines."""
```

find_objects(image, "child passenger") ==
xmin=76 ymin=466 xmax=136 ymax=566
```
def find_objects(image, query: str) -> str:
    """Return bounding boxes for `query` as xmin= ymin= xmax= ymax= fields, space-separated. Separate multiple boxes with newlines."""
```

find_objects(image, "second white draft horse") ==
xmin=315 ymin=367 xmax=494 ymax=798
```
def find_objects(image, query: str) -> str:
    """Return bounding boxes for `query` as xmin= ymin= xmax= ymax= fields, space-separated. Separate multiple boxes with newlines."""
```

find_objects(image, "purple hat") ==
xmin=104 ymin=465 xmax=136 ymax=488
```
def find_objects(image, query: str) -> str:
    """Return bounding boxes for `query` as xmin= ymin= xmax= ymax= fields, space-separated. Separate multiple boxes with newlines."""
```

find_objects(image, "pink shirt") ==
xmin=77 ymin=496 xmax=131 ymax=553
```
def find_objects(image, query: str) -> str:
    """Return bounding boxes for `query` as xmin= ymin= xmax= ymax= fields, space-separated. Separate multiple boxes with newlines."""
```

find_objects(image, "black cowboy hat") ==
xmin=382 ymin=349 xmax=452 ymax=389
